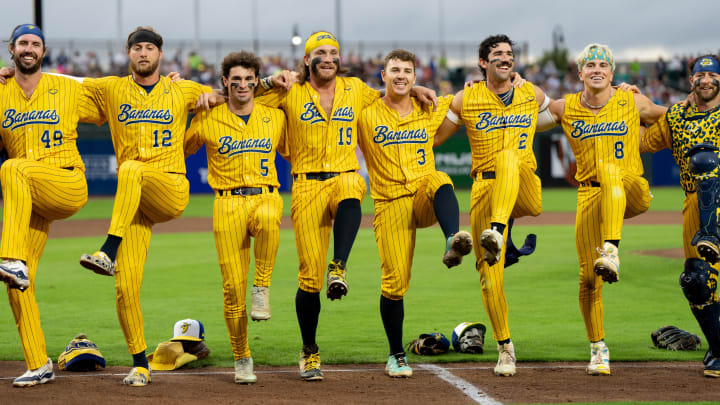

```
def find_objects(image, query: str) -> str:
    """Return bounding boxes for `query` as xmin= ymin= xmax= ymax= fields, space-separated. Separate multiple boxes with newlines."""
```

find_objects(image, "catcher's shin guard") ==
xmin=680 ymin=258 xmax=718 ymax=306
xmin=691 ymin=302 xmax=720 ymax=360
xmin=687 ymin=144 xmax=720 ymax=263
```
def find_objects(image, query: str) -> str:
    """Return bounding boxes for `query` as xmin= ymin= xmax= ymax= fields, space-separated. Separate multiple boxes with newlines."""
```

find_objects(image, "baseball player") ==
xmin=75 ymin=27 xmax=221 ymax=386
xmin=258 ymin=31 xmax=437 ymax=381
xmin=434 ymin=34 xmax=550 ymax=377
xmin=544 ymin=43 xmax=666 ymax=375
xmin=184 ymin=51 xmax=286 ymax=384
xmin=0 ymin=24 xmax=103 ymax=387
xmin=357 ymin=49 xmax=472 ymax=378
xmin=640 ymin=54 xmax=720 ymax=377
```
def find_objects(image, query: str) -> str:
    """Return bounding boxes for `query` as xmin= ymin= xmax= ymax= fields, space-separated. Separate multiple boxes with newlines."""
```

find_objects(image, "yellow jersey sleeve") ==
xmin=642 ymin=113 xmax=671 ymax=153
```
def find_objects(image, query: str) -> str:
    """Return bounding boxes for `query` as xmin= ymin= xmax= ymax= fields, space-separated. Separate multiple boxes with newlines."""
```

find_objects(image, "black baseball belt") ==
xmin=216 ymin=186 xmax=274 ymax=196
xmin=293 ymin=171 xmax=352 ymax=181
xmin=579 ymin=181 xmax=601 ymax=188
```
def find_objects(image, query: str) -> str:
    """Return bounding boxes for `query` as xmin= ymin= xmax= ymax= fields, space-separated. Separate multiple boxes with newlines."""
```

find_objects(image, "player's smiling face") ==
xmin=381 ymin=58 xmax=416 ymax=97
xmin=482 ymin=42 xmax=514 ymax=82
xmin=223 ymin=65 xmax=258 ymax=105
xmin=579 ymin=59 xmax=613 ymax=90
xmin=10 ymin=33 xmax=45 ymax=75
xmin=306 ymin=45 xmax=339 ymax=82
xmin=692 ymin=71 xmax=720 ymax=103
xmin=128 ymin=42 xmax=162 ymax=77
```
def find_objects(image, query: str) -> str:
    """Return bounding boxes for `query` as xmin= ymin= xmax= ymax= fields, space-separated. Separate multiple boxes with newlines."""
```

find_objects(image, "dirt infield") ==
xmin=3 ymin=210 xmax=700 ymax=403
xmin=1 ymin=360 xmax=717 ymax=404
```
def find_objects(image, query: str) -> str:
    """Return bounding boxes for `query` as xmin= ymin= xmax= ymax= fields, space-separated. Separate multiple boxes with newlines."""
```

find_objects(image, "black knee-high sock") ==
xmin=101 ymin=234 xmax=123 ymax=261
xmin=333 ymin=199 xmax=361 ymax=263
xmin=691 ymin=302 xmax=720 ymax=355
xmin=433 ymin=184 xmax=459 ymax=239
xmin=132 ymin=351 xmax=148 ymax=368
xmin=296 ymin=288 xmax=321 ymax=347
xmin=380 ymin=295 xmax=405 ymax=355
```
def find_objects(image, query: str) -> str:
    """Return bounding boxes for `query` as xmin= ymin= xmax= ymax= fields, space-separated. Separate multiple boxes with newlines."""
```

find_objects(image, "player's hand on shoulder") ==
xmin=167 ymin=71 xmax=183 ymax=82
xmin=510 ymin=72 xmax=526 ymax=88
xmin=195 ymin=91 xmax=226 ymax=111
xmin=271 ymin=70 xmax=297 ymax=90
xmin=616 ymin=82 xmax=641 ymax=94
xmin=0 ymin=67 xmax=15 ymax=84
xmin=412 ymin=86 xmax=438 ymax=111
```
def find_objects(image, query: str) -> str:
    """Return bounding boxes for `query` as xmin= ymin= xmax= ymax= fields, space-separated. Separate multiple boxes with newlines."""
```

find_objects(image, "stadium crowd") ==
xmin=0 ymin=47 xmax=699 ymax=105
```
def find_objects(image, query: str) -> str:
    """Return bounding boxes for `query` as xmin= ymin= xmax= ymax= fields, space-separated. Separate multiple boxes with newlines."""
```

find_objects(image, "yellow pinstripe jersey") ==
xmin=185 ymin=103 xmax=286 ymax=190
xmin=83 ymin=76 xmax=211 ymax=174
xmin=258 ymin=77 xmax=379 ymax=174
xmin=643 ymin=104 xmax=720 ymax=192
xmin=461 ymin=82 xmax=539 ymax=177
xmin=0 ymin=74 xmax=104 ymax=171
xmin=358 ymin=95 xmax=453 ymax=200
xmin=561 ymin=90 xmax=642 ymax=183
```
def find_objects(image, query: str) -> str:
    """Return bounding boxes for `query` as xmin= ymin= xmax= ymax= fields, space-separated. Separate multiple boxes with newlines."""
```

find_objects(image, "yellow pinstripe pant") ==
xmin=374 ymin=171 xmax=452 ymax=301
xmin=471 ymin=157 xmax=541 ymax=342
xmin=291 ymin=172 xmax=366 ymax=293
xmin=576 ymin=172 xmax=651 ymax=342
xmin=1 ymin=159 xmax=87 ymax=369
xmin=213 ymin=189 xmax=282 ymax=359
xmin=110 ymin=160 xmax=189 ymax=355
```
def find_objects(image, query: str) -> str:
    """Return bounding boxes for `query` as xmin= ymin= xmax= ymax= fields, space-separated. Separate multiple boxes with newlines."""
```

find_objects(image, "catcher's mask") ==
xmin=148 ymin=341 xmax=198 ymax=371
xmin=452 ymin=322 xmax=486 ymax=353
xmin=58 ymin=333 xmax=106 ymax=371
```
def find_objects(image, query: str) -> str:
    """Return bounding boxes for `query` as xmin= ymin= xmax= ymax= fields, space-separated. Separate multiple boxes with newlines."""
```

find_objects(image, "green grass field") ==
xmin=0 ymin=186 xmax=701 ymax=371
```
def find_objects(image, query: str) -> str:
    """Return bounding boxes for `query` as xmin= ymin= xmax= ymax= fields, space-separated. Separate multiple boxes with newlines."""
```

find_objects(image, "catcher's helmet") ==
xmin=58 ymin=333 xmax=106 ymax=371
xmin=451 ymin=322 xmax=486 ymax=353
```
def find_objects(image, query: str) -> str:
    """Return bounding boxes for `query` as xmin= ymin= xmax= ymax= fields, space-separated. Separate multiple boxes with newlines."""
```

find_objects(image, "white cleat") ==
xmin=250 ymin=286 xmax=271 ymax=321
xmin=594 ymin=242 xmax=619 ymax=283
xmin=235 ymin=357 xmax=257 ymax=384
xmin=586 ymin=341 xmax=611 ymax=376
xmin=494 ymin=342 xmax=516 ymax=376
xmin=480 ymin=229 xmax=504 ymax=266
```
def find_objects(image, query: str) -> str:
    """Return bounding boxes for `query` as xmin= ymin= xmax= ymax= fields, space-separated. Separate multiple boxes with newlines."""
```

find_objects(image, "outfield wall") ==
xmin=74 ymin=122 xmax=681 ymax=195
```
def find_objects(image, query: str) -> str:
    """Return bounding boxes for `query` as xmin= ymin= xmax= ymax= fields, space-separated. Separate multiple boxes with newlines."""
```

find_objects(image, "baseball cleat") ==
xmin=12 ymin=358 xmax=54 ymax=387
xmin=0 ymin=259 xmax=29 ymax=291
xmin=234 ymin=357 xmax=257 ymax=384
xmin=326 ymin=260 xmax=348 ymax=300
xmin=385 ymin=353 xmax=412 ymax=378
xmin=250 ymin=286 xmax=271 ymax=321
xmin=494 ymin=342 xmax=516 ymax=376
xmin=299 ymin=345 xmax=324 ymax=381
xmin=586 ymin=341 xmax=611 ymax=376
xmin=80 ymin=251 xmax=116 ymax=276
xmin=443 ymin=231 xmax=473 ymax=268
xmin=480 ymin=229 xmax=503 ymax=266
xmin=123 ymin=366 xmax=151 ymax=386
xmin=697 ymin=240 xmax=720 ymax=264
xmin=704 ymin=357 xmax=720 ymax=378
xmin=593 ymin=243 xmax=619 ymax=283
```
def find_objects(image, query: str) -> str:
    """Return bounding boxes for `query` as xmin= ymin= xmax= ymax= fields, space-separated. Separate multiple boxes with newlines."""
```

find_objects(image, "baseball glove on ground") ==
xmin=651 ymin=325 xmax=702 ymax=351
xmin=179 ymin=340 xmax=210 ymax=359
xmin=406 ymin=332 xmax=450 ymax=355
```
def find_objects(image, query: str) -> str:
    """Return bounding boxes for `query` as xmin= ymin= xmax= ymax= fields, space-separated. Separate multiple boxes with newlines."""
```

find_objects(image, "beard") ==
xmin=694 ymin=79 xmax=720 ymax=103
xmin=130 ymin=59 xmax=159 ymax=77
xmin=310 ymin=57 xmax=339 ymax=82
xmin=13 ymin=52 xmax=42 ymax=75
